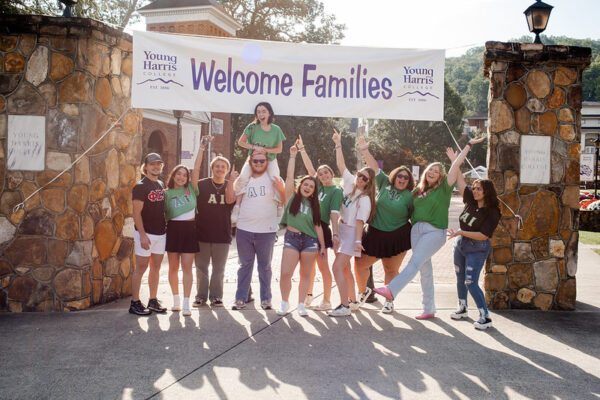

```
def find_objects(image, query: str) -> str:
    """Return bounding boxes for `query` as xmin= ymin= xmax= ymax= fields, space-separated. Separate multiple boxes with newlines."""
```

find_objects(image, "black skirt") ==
xmin=166 ymin=220 xmax=199 ymax=253
xmin=362 ymin=223 xmax=411 ymax=258
xmin=321 ymin=221 xmax=333 ymax=249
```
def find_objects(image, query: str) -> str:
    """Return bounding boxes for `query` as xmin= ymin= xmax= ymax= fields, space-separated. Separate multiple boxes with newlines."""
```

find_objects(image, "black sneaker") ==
xmin=129 ymin=300 xmax=151 ymax=315
xmin=474 ymin=317 xmax=493 ymax=330
xmin=451 ymin=306 xmax=468 ymax=320
xmin=193 ymin=299 xmax=207 ymax=308
xmin=147 ymin=298 xmax=167 ymax=313
xmin=210 ymin=299 xmax=224 ymax=307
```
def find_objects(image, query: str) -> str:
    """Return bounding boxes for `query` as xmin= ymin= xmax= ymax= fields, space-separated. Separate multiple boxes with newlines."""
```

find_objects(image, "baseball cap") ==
xmin=144 ymin=153 xmax=163 ymax=163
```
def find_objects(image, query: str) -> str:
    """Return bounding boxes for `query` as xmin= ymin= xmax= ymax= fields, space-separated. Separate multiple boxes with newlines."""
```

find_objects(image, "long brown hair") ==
xmin=413 ymin=162 xmax=446 ymax=198
xmin=349 ymin=167 xmax=376 ymax=223
xmin=389 ymin=166 xmax=415 ymax=191
xmin=166 ymin=165 xmax=190 ymax=189
xmin=289 ymin=176 xmax=321 ymax=226
xmin=473 ymin=179 xmax=500 ymax=211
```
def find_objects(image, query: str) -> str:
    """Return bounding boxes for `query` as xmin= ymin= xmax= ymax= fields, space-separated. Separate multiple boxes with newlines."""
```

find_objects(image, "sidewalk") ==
xmin=1 ymin=197 xmax=599 ymax=399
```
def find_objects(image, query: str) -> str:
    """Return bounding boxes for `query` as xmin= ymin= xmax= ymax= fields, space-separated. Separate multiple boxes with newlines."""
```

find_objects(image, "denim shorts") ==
xmin=283 ymin=230 xmax=319 ymax=253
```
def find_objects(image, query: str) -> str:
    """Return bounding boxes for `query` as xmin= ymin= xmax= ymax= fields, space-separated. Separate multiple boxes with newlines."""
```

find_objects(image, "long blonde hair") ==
xmin=349 ymin=167 xmax=377 ymax=223
xmin=413 ymin=162 xmax=446 ymax=198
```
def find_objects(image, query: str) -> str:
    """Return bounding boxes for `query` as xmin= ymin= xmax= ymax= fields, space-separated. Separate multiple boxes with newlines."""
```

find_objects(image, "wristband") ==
xmin=355 ymin=240 xmax=362 ymax=243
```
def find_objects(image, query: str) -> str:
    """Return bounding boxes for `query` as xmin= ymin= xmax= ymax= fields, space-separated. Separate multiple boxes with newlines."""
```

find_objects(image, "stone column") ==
xmin=0 ymin=16 xmax=141 ymax=311
xmin=483 ymin=42 xmax=591 ymax=310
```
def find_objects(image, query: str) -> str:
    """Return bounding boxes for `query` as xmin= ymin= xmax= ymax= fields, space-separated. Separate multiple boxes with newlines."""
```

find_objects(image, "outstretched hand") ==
xmin=447 ymin=228 xmax=461 ymax=239
xmin=446 ymin=147 xmax=458 ymax=162
xmin=332 ymin=129 xmax=342 ymax=145
xmin=357 ymin=136 xmax=370 ymax=150
xmin=200 ymin=135 xmax=214 ymax=150
xmin=468 ymin=135 xmax=486 ymax=146
xmin=229 ymin=166 xmax=239 ymax=181
xmin=296 ymin=135 xmax=304 ymax=149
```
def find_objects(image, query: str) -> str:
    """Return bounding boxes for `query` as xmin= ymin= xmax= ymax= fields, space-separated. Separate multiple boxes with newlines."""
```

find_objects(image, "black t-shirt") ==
xmin=458 ymin=187 xmax=501 ymax=238
xmin=196 ymin=178 xmax=235 ymax=244
xmin=132 ymin=176 xmax=166 ymax=235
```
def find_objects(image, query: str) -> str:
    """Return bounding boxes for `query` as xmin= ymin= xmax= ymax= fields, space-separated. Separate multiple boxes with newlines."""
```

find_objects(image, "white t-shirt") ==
xmin=339 ymin=169 xmax=371 ymax=227
xmin=237 ymin=173 xmax=279 ymax=233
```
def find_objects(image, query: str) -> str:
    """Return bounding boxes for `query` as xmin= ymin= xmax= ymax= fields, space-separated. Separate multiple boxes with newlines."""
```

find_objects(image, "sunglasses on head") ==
xmin=396 ymin=174 xmax=410 ymax=181
xmin=357 ymin=173 xmax=369 ymax=182
xmin=252 ymin=159 xmax=267 ymax=164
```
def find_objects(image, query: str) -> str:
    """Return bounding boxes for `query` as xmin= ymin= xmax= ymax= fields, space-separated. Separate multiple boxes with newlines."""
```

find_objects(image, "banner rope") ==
xmin=12 ymin=108 xmax=131 ymax=214
xmin=442 ymin=120 xmax=523 ymax=229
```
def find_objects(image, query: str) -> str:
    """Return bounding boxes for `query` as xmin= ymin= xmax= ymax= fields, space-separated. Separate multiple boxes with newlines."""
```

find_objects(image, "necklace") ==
xmin=210 ymin=179 xmax=226 ymax=193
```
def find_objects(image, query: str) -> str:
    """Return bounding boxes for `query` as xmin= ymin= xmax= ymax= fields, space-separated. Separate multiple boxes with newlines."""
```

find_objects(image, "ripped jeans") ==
xmin=453 ymin=236 xmax=491 ymax=317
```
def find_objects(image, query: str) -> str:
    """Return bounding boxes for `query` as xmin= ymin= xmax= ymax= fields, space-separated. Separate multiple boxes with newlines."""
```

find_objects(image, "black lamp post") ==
xmin=524 ymin=0 xmax=553 ymax=44
xmin=595 ymin=135 xmax=600 ymax=199
xmin=59 ymin=0 xmax=78 ymax=17
xmin=173 ymin=110 xmax=186 ymax=165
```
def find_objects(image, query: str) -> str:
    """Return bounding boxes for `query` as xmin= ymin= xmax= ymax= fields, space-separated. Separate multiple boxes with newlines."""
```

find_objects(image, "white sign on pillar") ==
xmin=520 ymin=135 xmax=551 ymax=184
xmin=580 ymin=153 xmax=595 ymax=182
xmin=7 ymin=115 xmax=45 ymax=171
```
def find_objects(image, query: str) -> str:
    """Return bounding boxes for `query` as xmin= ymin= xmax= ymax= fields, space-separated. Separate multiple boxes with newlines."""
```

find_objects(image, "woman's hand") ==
xmin=253 ymin=145 xmax=266 ymax=153
xmin=272 ymin=176 xmax=285 ymax=192
xmin=200 ymin=135 xmax=214 ymax=150
xmin=354 ymin=240 xmax=365 ymax=253
xmin=290 ymin=145 xmax=298 ymax=157
xmin=296 ymin=135 xmax=304 ymax=149
xmin=319 ymin=247 xmax=326 ymax=259
xmin=332 ymin=235 xmax=340 ymax=251
xmin=357 ymin=136 xmax=369 ymax=151
xmin=447 ymin=228 xmax=462 ymax=239
xmin=332 ymin=129 xmax=342 ymax=145
xmin=468 ymin=135 xmax=486 ymax=146
xmin=446 ymin=147 xmax=458 ymax=163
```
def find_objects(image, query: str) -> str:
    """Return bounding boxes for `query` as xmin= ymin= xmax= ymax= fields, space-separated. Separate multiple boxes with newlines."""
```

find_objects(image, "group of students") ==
xmin=130 ymin=102 xmax=501 ymax=330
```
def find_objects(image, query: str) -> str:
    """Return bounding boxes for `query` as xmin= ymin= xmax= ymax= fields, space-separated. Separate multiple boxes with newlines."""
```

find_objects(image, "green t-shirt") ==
xmin=370 ymin=170 xmax=413 ymax=232
xmin=244 ymin=123 xmax=286 ymax=161
xmin=318 ymin=183 xmax=343 ymax=225
xmin=280 ymin=195 xmax=318 ymax=238
xmin=165 ymin=183 xmax=199 ymax=221
xmin=411 ymin=178 xmax=454 ymax=229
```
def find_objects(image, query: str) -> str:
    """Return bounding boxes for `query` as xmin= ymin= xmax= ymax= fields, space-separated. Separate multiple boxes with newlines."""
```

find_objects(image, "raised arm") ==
xmin=225 ymin=166 xmax=238 ymax=204
xmin=447 ymin=136 xmax=486 ymax=187
xmin=191 ymin=136 xmax=212 ymax=191
xmin=332 ymin=129 xmax=347 ymax=174
xmin=446 ymin=147 xmax=467 ymax=195
xmin=296 ymin=135 xmax=316 ymax=176
xmin=284 ymin=145 xmax=298 ymax=203
xmin=357 ymin=136 xmax=379 ymax=175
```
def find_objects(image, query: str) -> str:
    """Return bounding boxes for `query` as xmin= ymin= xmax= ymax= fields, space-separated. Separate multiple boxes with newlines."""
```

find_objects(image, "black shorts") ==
xmin=321 ymin=221 xmax=334 ymax=249
xmin=166 ymin=220 xmax=199 ymax=253
xmin=362 ymin=223 xmax=411 ymax=258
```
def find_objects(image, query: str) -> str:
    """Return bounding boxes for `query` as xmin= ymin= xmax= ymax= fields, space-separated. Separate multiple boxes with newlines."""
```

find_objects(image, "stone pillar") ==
xmin=0 ymin=16 xmax=142 ymax=311
xmin=483 ymin=42 xmax=591 ymax=310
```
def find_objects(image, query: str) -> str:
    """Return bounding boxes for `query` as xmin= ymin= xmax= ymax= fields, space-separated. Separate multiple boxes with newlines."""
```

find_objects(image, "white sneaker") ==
xmin=297 ymin=303 xmax=308 ymax=317
xmin=474 ymin=317 xmax=493 ymax=330
xmin=182 ymin=308 xmax=192 ymax=316
xmin=231 ymin=205 xmax=240 ymax=225
xmin=171 ymin=304 xmax=181 ymax=311
xmin=328 ymin=304 xmax=351 ymax=317
xmin=451 ymin=306 xmax=468 ymax=320
xmin=304 ymin=294 xmax=314 ymax=307
xmin=313 ymin=301 xmax=332 ymax=311
xmin=381 ymin=301 xmax=394 ymax=314
xmin=349 ymin=301 xmax=360 ymax=312
xmin=277 ymin=301 xmax=289 ymax=316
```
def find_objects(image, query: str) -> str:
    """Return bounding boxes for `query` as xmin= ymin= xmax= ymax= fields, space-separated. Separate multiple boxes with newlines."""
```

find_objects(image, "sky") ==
xmin=129 ymin=0 xmax=600 ymax=57
xmin=320 ymin=0 xmax=600 ymax=56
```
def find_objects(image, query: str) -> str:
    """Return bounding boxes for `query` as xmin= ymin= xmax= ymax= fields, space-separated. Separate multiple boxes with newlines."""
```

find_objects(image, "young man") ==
xmin=232 ymin=151 xmax=285 ymax=310
xmin=130 ymin=153 xmax=168 ymax=315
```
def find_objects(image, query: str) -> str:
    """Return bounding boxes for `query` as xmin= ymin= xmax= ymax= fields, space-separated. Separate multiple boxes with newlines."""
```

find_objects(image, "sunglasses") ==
xmin=357 ymin=173 xmax=369 ymax=182
xmin=252 ymin=159 xmax=267 ymax=164
xmin=396 ymin=174 xmax=410 ymax=181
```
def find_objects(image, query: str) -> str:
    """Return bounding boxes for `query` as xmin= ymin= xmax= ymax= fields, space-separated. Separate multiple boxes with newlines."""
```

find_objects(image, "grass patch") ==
xmin=579 ymin=231 xmax=600 ymax=245
xmin=594 ymin=249 xmax=600 ymax=256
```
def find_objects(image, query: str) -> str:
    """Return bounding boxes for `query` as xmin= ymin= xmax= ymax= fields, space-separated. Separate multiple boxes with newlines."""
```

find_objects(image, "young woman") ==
xmin=296 ymin=134 xmax=343 ymax=311
xmin=232 ymin=102 xmax=285 ymax=223
xmin=446 ymin=147 xmax=500 ymax=330
xmin=354 ymin=136 xmax=415 ymax=314
xmin=277 ymin=145 xmax=327 ymax=316
xmin=193 ymin=155 xmax=237 ymax=308
xmin=164 ymin=138 xmax=206 ymax=316
xmin=329 ymin=130 xmax=376 ymax=317
xmin=373 ymin=136 xmax=485 ymax=319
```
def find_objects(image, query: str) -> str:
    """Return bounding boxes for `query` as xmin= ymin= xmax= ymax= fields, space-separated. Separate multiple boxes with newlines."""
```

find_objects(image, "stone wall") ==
xmin=0 ymin=15 xmax=142 ymax=312
xmin=483 ymin=42 xmax=591 ymax=310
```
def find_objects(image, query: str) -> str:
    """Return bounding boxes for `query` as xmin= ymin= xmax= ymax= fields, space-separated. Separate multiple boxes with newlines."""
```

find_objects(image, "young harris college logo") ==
xmin=397 ymin=65 xmax=439 ymax=101
xmin=136 ymin=51 xmax=184 ymax=88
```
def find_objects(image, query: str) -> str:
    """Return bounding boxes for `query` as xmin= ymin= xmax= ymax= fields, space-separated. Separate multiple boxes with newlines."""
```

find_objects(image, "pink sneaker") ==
xmin=415 ymin=312 xmax=435 ymax=320
xmin=373 ymin=286 xmax=394 ymax=301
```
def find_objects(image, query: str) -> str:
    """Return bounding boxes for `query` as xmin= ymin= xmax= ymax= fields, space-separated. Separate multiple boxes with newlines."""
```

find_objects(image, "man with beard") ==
xmin=232 ymin=151 xmax=285 ymax=310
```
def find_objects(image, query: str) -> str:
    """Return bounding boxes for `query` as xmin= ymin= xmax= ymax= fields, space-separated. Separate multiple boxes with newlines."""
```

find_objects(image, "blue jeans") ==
xmin=387 ymin=222 xmax=446 ymax=314
xmin=283 ymin=230 xmax=319 ymax=253
xmin=453 ymin=236 xmax=491 ymax=317
xmin=235 ymin=229 xmax=277 ymax=303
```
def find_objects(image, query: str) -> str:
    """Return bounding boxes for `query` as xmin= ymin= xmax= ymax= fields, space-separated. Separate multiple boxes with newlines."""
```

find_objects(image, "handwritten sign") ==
xmin=7 ymin=115 xmax=46 ymax=171
xmin=520 ymin=135 xmax=551 ymax=184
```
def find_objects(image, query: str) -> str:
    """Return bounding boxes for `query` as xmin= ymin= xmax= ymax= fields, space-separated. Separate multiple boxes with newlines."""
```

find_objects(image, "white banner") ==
xmin=132 ymin=31 xmax=445 ymax=121
xmin=580 ymin=153 xmax=595 ymax=182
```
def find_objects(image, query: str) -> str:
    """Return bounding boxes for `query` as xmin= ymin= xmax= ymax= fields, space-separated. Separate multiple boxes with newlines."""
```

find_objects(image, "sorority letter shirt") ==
xmin=244 ymin=123 xmax=286 ymax=161
xmin=458 ymin=187 xmax=501 ymax=238
xmin=370 ymin=170 xmax=413 ymax=232
xmin=237 ymin=173 xmax=279 ymax=233
xmin=339 ymin=169 xmax=372 ymax=227
xmin=318 ymin=183 xmax=343 ymax=225
xmin=132 ymin=176 xmax=166 ymax=235
xmin=411 ymin=178 xmax=454 ymax=230
xmin=164 ymin=183 xmax=199 ymax=221
xmin=195 ymin=178 xmax=235 ymax=244
xmin=280 ymin=195 xmax=318 ymax=238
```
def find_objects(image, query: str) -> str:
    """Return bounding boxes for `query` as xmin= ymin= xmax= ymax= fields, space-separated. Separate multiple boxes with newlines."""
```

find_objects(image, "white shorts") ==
xmin=134 ymin=231 xmax=166 ymax=257
xmin=337 ymin=222 xmax=360 ymax=257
